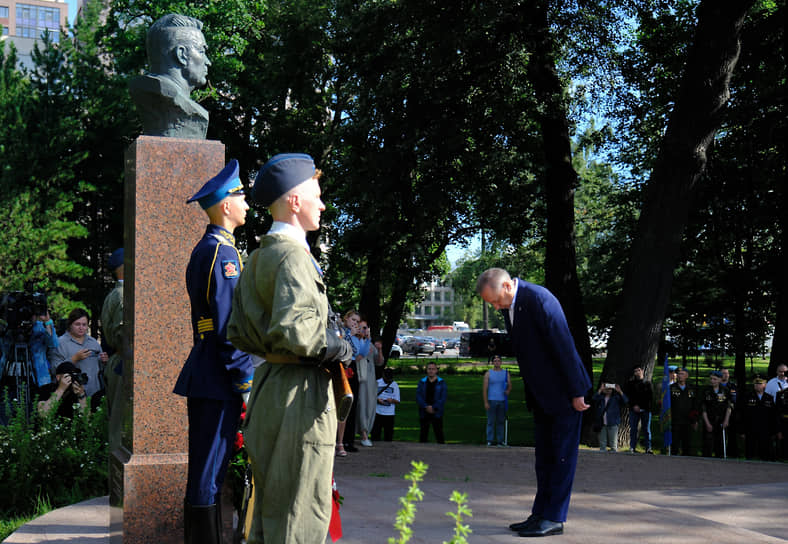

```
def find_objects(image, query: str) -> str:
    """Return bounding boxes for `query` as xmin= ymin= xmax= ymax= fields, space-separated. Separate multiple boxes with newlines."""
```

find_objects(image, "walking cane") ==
xmin=504 ymin=415 xmax=509 ymax=446
xmin=722 ymin=425 xmax=727 ymax=459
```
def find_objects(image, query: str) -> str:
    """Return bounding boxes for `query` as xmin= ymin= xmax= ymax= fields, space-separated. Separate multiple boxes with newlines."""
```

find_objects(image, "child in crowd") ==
xmin=371 ymin=368 xmax=400 ymax=442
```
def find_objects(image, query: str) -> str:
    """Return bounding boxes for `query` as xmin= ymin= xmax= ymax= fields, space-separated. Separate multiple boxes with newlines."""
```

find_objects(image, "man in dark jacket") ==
xmin=625 ymin=365 xmax=654 ymax=453
xmin=670 ymin=367 xmax=698 ymax=456
xmin=416 ymin=362 xmax=447 ymax=443
xmin=477 ymin=268 xmax=591 ymax=538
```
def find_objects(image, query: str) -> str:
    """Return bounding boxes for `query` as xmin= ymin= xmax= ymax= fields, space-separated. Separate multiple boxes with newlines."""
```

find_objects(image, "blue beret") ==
xmin=252 ymin=153 xmax=315 ymax=207
xmin=677 ymin=367 xmax=688 ymax=373
xmin=187 ymin=159 xmax=244 ymax=209
xmin=108 ymin=248 xmax=124 ymax=270
xmin=668 ymin=365 xmax=678 ymax=371
xmin=710 ymin=370 xmax=722 ymax=378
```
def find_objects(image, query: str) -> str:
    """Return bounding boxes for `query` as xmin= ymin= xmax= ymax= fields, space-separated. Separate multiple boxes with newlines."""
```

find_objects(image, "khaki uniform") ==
xmin=100 ymin=280 xmax=124 ymax=452
xmin=228 ymin=233 xmax=336 ymax=544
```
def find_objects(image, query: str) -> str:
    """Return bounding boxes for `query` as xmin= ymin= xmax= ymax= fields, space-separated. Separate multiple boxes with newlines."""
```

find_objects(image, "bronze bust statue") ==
xmin=129 ymin=14 xmax=211 ymax=139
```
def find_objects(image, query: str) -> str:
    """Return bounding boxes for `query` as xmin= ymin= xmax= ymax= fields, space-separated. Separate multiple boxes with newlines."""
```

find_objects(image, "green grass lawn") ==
xmin=390 ymin=364 xmax=534 ymax=445
xmin=385 ymin=356 xmax=773 ymax=452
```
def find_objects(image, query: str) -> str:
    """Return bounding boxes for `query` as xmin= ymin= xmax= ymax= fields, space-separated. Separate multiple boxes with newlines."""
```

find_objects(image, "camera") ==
xmin=0 ymin=290 xmax=48 ymax=334
xmin=69 ymin=372 xmax=89 ymax=386
xmin=604 ymin=383 xmax=616 ymax=389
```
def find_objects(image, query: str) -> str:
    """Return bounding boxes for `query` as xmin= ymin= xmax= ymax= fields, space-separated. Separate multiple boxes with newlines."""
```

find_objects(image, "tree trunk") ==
xmin=358 ymin=256 xmax=382 ymax=339
xmin=524 ymin=1 xmax=594 ymax=383
xmin=381 ymin=271 xmax=412 ymax=361
xmin=769 ymin=189 xmax=788 ymax=376
xmin=603 ymin=0 xmax=754 ymax=386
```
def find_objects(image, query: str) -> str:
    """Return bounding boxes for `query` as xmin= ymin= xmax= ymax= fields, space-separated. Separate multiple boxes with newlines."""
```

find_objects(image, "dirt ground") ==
xmin=334 ymin=440 xmax=788 ymax=495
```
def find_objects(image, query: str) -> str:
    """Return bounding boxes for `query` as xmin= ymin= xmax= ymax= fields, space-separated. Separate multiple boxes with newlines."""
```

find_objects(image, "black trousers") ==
xmin=672 ymin=423 xmax=693 ymax=456
xmin=419 ymin=414 xmax=444 ymax=443
xmin=371 ymin=414 xmax=395 ymax=441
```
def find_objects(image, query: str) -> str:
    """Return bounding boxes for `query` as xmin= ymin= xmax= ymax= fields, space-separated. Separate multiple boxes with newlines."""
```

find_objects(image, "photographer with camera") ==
xmin=48 ymin=308 xmax=108 ymax=403
xmin=37 ymin=362 xmax=88 ymax=418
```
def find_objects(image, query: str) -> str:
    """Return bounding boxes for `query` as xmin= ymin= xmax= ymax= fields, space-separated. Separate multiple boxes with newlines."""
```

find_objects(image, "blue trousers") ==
xmin=629 ymin=410 xmax=652 ymax=450
xmin=185 ymin=397 xmax=241 ymax=506
xmin=486 ymin=400 xmax=506 ymax=443
xmin=531 ymin=409 xmax=582 ymax=522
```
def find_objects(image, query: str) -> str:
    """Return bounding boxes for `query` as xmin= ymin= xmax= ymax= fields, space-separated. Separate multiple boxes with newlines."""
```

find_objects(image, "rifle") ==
xmin=327 ymin=307 xmax=353 ymax=421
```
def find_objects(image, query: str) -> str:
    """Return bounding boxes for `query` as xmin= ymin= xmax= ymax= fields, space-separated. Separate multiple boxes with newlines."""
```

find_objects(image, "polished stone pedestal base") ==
xmin=110 ymin=137 xmax=226 ymax=543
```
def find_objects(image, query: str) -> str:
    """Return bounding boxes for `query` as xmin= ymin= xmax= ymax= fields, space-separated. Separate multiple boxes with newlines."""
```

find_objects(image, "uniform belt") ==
xmin=264 ymin=353 xmax=319 ymax=365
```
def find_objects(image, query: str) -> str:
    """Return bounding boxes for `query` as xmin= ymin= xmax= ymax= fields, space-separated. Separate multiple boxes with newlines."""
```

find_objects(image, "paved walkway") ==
xmin=6 ymin=442 xmax=788 ymax=543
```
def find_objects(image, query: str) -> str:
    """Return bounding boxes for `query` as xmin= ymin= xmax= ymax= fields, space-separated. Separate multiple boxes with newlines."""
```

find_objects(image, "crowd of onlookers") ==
xmin=593 ymin=363 xmax=788 ymax=461
xmin=11 ymin=294 xmax=788 ymax=465
xmin=1 ymin=249 xmax=125 ymax=443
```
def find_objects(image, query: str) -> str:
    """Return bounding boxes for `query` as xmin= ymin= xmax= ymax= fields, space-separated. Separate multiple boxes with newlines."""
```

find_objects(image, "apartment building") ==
xmin=410 ymin=278 xmax=456 ymax=327
xmin=0 ymin=0 xmax=68 ymax=67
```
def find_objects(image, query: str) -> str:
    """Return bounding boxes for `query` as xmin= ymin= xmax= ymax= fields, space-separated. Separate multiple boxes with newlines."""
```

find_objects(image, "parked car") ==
xmin=444 ymin=337 xmax=460 ymax=349
xmin=428 ymin=337 xmax=446 ymax=353
xmin=389 ymin=344 xmax=403 ymax=359
xmin=402 ymin=336 xmax=436 ymax=355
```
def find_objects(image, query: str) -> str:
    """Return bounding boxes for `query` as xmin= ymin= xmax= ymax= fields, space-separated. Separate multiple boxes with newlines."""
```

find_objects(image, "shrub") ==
xmin=0 ymin=391 xmax=108 ymax=516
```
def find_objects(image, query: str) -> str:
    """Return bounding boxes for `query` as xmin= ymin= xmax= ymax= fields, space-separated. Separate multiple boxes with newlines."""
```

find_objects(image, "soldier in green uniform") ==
xmin=700 ymin=370 xmax=733 ymax=458
xmin=100 ymin=248 xmax=124 ymax=453
xmin=228 ymin=153 xmax=352 ymax=544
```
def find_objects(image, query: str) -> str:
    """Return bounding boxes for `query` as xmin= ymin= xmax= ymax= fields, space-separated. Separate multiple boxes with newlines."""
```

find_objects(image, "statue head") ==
xmin=146 ymin=14 xmax=210 ymax=93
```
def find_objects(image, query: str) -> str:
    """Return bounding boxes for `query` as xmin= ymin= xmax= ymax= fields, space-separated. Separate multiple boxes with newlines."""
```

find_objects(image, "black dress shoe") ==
xmin=518 ymin=519 xmax=563 ymax=537
xmin=509 ymin=514 xmax=542 ymax=532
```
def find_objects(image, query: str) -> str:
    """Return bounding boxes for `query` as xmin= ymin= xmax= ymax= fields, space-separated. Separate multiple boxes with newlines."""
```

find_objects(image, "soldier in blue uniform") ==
xmin=174 ymin=159 xmax=255 ymax=544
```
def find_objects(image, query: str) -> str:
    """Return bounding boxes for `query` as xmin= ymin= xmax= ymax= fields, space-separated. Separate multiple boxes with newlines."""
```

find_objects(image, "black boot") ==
xmin=184 ymin=502 xmax=221 ymax=544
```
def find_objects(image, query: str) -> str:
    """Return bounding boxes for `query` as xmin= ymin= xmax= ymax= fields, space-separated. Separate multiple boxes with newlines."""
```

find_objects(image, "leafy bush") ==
xmin=0 ymin=391 xmax=108 ymax=516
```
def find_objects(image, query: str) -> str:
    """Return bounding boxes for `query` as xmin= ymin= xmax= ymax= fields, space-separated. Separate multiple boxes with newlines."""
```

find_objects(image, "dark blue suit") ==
xmin=174 ymin=224 xmax=254 ymax=506
xmin=506 ymin=279 xmax=591 ymax=522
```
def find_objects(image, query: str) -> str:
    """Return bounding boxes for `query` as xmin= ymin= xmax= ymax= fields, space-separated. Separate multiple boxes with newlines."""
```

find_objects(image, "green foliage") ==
xmin=443 ymin=491 xmax=472 ymax=544
xmin=0 ymin=496 xmax=52 ymax=542
xmin=388 ymin=461 xmax=473 ymax=544
xmin=0 ymin=393 xmax=109 ymax=517
xmin=389 ymin=460 xmax=427 ymax=544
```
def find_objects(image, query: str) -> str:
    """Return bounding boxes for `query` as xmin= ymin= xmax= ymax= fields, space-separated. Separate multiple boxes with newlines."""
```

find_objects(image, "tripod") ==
xmin=2 ymin=342 xmax=34 ymax=421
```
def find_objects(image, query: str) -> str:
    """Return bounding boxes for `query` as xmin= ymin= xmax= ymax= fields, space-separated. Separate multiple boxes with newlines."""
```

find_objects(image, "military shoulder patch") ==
xmin=222 ymin=260 xmax=240 ymax=278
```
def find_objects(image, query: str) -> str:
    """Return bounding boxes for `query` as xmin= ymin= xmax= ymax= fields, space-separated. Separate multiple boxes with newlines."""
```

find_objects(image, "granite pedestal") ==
xmin=110 ymin=136 xmax=225 ymax=543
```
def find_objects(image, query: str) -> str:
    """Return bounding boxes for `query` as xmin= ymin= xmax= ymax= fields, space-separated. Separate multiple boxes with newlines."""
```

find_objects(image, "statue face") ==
xmin=180 ymin=29 xmax=211 ymax=89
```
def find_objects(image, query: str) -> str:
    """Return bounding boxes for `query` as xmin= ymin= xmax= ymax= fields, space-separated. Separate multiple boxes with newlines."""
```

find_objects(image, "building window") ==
xmin=424 ymin=306 xmax=431 ymax=316
xmin=16 ymin=4 xmax=60 ymax=41
xmin=0 ymin=6 xmax=9 ymax=18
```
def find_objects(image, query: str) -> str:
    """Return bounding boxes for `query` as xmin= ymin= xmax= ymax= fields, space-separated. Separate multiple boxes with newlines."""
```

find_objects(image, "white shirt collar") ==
xmin=508 ymin=278 xmax=518 ymax=324
xmin=268 ymin=221 xmax=309 ymax=250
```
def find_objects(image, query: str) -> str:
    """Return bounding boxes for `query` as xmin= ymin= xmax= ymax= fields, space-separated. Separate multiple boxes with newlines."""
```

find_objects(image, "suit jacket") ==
xmin=506 ymin=279 xmax=591 ymax=416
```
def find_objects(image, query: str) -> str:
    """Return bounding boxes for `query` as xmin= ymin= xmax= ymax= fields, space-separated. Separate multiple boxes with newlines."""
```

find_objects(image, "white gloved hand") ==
xmin=242 ymin=392 xmax=250 ymax=406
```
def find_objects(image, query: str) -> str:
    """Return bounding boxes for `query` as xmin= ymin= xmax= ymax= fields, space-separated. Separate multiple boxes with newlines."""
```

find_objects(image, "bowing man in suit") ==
xmin=477 ymin=268 xmax=591 ymax=538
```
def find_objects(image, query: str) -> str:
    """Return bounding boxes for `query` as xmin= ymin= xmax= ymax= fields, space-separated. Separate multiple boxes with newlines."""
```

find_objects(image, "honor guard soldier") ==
xmin=228 ymin=153 xmax=352 ymax=544
xmin=740 ymin=375 xmax=775 ymax=460
xmin=174 ymin=159 xmax=254 ymax=544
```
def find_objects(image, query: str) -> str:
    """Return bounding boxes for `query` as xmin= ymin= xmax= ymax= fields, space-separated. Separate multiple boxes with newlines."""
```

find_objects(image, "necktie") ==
xmin=503 ymin=310 xmax=512 ymax=332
